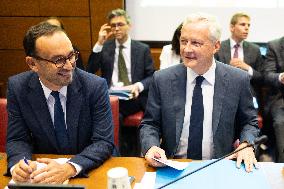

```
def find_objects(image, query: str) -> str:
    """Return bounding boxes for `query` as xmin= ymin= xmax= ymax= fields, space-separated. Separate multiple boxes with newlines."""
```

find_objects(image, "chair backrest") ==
xmin=109 ymin=96 xmax=119 ymax=147
xmin=0 ymin=98 xmax=8 ymax=152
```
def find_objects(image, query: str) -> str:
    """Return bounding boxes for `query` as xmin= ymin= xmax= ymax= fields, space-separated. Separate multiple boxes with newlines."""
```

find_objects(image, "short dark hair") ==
xmin=23 ymin=22 xmax=65 ymax=56
xmin=171 ymin=23 xmax=183 ymax=55
xmin=107 ymin=8 xmax=131 ymax=24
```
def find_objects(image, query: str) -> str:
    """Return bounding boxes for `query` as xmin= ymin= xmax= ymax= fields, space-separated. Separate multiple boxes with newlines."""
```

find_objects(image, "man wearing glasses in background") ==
xmin=87 ymin=8 xmax=154 ymax=118
xmin=6 ymin=22 xmax=114 ymax=183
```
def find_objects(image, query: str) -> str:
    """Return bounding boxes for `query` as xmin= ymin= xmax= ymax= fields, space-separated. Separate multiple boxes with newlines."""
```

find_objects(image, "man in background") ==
xmin=262 ymin=36 xmax=284 ymax=162
xmin=139 ymin=13 xmax=259 ymax=172
xmin=6 ymin=22 xmax=113 ymax=183
xmin=87 ymin=8 xmax=155 ymax=117
xmin=215 ymin=12 xmax=263 ymax=105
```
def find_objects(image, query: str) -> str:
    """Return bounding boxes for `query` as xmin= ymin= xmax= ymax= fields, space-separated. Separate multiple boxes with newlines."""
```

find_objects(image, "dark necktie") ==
xmin=187 ymin=76 xmax=205 ymax=159
xmin=118 ymin=45 xmax=131 ymax=86
xmin=51 ymin=91 xmax=69 ymax=154
xmin=233 ymin=43 xmax=240 ymax=58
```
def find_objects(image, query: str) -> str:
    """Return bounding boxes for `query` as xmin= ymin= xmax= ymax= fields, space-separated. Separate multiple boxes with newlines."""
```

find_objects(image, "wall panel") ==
xmin=0 ymin=0 xmax=40 ymax=16
xmin=0 ymin=17 xmax=41 ymax=49
xmin=59 ymin=17 xmax=91 ymax=51
xmin=39 ymin=0 xmax=89 ymax=16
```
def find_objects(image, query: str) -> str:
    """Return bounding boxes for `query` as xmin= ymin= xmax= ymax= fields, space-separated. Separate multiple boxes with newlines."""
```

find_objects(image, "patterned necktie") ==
xmin=51 ymin=91 xmax=69 ymax=154
xmin=233 ymin=43 xmax=240 ymax=58
xmin=118 ymin=45 xmax=131 ymax=86
xmin=187 ymin=76 xmax=205 ymax=159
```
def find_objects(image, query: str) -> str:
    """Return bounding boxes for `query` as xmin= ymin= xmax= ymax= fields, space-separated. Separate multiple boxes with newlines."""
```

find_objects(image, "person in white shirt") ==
xmin=159 ymin=23 xmax=182 ymax=70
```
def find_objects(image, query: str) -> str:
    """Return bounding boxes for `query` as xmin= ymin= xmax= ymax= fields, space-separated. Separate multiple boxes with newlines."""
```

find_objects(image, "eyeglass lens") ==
xmin=55 ymin=52 xmax=78 ymax=67
xmin=110 ymin=22 xmax=126 ymax=28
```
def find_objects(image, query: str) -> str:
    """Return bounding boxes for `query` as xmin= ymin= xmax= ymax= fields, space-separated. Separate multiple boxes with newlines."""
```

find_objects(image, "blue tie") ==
xmin=51 ymin=91 xmax=69 ymax=154
xmin=187 ymin=76 xmax=204 ymax=159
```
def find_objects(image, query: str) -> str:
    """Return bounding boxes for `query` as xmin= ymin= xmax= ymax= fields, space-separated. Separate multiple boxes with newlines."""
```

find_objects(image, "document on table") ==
xmin=5 ymin=158 xmax=70 ymax=189
xmin=155 ymin=159 xmax=272 ymax=189
xmin=152 ymin=157 xmax=189 ymax=170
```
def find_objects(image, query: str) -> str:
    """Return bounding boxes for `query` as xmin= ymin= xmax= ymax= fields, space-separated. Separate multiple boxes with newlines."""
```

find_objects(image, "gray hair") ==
xmin=107 ymin=9 xmax=131 ymax=24
xmin=182 ymin=12 xmax=222 ymax=43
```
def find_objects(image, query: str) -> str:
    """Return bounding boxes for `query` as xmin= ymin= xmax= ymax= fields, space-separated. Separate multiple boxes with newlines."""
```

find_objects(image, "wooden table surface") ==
xmin=0 ymin=153 xmax=155 ymax=189
xmin=0 ymin=153 xmax=283 ymax=189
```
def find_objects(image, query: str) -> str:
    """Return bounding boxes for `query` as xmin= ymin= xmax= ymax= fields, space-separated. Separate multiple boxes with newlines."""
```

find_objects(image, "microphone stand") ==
xmin=156 ymin=143 xmax=254 ymax=189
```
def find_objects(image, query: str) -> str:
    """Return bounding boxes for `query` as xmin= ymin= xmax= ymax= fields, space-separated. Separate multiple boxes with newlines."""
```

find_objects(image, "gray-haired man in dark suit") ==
xmin=87 ymin=9 xmax=154 ymax=117
xmin=139 ymin=13 xmax=259 ymax=172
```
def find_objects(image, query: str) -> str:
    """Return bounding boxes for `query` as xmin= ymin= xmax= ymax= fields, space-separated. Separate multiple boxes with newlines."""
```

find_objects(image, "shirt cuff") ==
xmin=278 ymin=73 xmax=284 ymax=82
xmin=136 ymin=82 xmax=144 ymax=92
xmin=68 ymin=161 xmax=82 ymax=177
xmin=247 ymin=66 xmax=253 ymax=76
xmin=92 ymin=43 xmax=103 ymax=53
xmin=10 ymin=165 xmax=16 ymax=175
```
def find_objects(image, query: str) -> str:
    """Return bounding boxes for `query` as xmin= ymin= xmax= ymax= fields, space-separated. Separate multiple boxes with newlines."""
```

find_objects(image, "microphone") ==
xmin=156 ymin=135 xmax=268 ymax=189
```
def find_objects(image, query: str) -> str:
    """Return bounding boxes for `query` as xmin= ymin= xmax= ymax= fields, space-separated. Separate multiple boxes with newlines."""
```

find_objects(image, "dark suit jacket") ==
xmin=139 ymin=62 xmax=259 ymax=159
xmin=6 ymin=68 xmax=114 ymax=175
xmin=262 ymin=37 xmax=284 ymax=113
xmin=215 ymin=39 xmax=263 ymax=99
xmin=87 ymin=39 xmax=155 ymax=90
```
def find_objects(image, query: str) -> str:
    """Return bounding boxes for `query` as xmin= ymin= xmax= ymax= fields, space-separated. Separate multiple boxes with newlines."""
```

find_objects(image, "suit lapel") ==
xmin=223 ymin=39 xmax=231 ymax=64
xmin=243 ymin=41 xmax=250 ymax=64
xmin=27 ymin=74 xmax=59 ymax=152
xmin=280 ymin=38 xmax=284 ymax=62
xmin=108 ymin=41 xmax=116 ymax=80
xmin=172 ymin=65 xmax=187 ymax=146
xmin=66 ymin=70 xmax=82 ymax=154
xmin=212 ymin=62 xmax=228 ymax=135
xmin=130 ymin=40 xmax=137 ymax=82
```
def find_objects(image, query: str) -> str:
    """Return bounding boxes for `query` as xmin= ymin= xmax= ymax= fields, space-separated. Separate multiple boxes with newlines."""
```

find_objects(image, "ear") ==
xmin=26 ymin=56 xmax=39 ymax=72
xmin=230 ymin=24 xmax=234 ymax=33
xmin=213 ymin=40 xmax=221 ymax=54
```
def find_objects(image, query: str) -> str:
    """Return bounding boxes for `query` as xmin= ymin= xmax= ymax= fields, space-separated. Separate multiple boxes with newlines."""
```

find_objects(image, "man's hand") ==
xmin=30 ymin=158 xmax=76 ymax=184
xmin=12 ymin=159 xmax=37 ymax=183
xmin=97 ymin=23 xmax=113 ymax=45
xmin=227 ymin=142 xmax=258 ymax=172
xmin=279 ymin=73 xmax=284 ymax=85
xmin=145 ymin=146 xmax=167 ymax=167
xmin=121 ymin=83 xmax=141 ymax=99
xmin=230 ymin=58 xmax=250 ymax=71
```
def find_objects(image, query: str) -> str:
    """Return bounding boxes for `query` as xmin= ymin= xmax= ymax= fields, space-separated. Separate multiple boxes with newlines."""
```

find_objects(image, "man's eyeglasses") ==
xmin=110 ymin=22 xmax=127 ymax=29
xmin=33 ymin=51 xmax=79 ymax=68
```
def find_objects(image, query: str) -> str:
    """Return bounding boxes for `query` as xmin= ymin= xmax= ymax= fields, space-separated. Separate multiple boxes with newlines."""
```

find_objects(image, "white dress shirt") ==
xmin=175 ymin=60 xmax=216 ymax=160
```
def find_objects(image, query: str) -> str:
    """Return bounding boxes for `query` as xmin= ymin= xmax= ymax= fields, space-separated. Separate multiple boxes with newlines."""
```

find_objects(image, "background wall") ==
xmin=126 ymin=0 xmax=284 ymax=42
xmin=0 ymin=0 xmax=130 ymax=97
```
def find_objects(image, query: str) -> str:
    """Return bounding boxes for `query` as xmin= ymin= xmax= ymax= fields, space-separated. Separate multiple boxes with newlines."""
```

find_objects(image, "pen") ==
xmin=23 ymin=157 xmax=29 ymax=165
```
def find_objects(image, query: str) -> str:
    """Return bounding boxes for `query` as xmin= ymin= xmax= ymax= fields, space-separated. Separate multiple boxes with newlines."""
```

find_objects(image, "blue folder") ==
xmin=155 ymin=159 xmax=271 ymax=189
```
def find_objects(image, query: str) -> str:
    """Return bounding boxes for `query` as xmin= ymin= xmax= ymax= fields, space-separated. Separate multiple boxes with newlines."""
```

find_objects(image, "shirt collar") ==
xmin=39 ymin=79 xmax=67 ymax=100
xmin=230 ymin=38 xmax=244 ymax=49
xmin=115 ymin=36 xmax=131 ymax=49
xmin=187 ymin=58 xmax=216 ymax=86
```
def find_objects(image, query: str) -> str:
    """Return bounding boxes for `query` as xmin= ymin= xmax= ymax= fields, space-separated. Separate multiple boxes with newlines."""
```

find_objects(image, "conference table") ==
xmin=0 ymin=153 xmax=283 ymax=189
